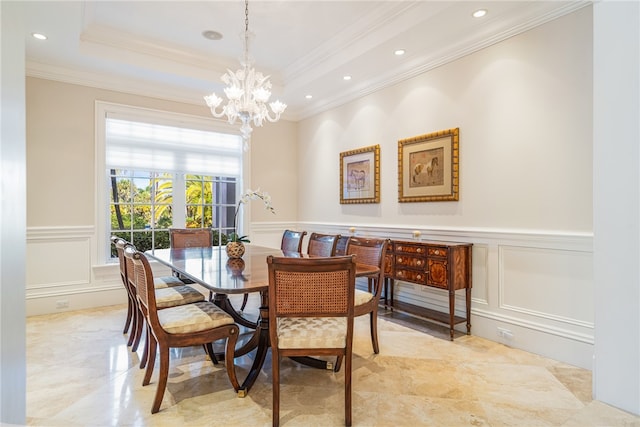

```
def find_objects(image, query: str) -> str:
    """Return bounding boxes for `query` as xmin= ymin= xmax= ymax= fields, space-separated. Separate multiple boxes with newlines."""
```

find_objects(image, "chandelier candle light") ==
xmin=204 ymin=0 xmax=287 ymax=150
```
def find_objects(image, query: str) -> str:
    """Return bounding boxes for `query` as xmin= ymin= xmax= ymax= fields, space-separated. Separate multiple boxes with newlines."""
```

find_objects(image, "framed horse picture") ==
xmin=398 ymin=128 xmax=459 ymax=202
xmin=340 ymin=144 xmax=380 ymax=204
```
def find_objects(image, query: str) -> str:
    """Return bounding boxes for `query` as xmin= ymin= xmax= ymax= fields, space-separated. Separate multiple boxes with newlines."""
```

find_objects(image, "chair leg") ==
xmin=131 ymin=307 xmax=144 ymax=352
xmin=239 ymin=293 xmax=249 ymax=312
xmin=151 ymin=346 xmax=170 ymax=414
xmin=272 ymin=351 xmax=280 ymax=427
xmin=370 ymin=310 xmax=380 ymax=354
xmin=123 ymin=297 xmax=134 ymax=334
xmin=224 ymin=327 xmax=240 ymax=391
xmin=334 ymin=355 xmax=343 ymax=372
xmin=127 ymin=304 xmax=139 ymax=347
xmin=139 ymin=324 xmax=149 ymax=369
xmin=203 ymin=343 xmax=219 ymax=365
xmin=345 ymin=349 xmax=352 ymax=427
xmin=143 ymin=332 xmax=157 ymax=386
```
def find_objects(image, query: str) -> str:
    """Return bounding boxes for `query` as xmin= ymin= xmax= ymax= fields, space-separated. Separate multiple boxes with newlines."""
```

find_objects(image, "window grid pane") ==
xmin=105 ymin=115 xmax=243 ymax=259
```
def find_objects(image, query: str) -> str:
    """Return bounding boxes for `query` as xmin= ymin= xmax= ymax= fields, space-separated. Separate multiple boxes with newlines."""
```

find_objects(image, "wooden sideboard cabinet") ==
xmin=383 ymin=240 xmax=472 ymax=340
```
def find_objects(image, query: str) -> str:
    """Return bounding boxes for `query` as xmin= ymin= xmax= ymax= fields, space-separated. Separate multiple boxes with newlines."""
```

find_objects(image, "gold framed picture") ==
xmin=340 ymin=144 xmax=380 ymax=204
xmin=398 ymin=128 xmax=459 ymax=202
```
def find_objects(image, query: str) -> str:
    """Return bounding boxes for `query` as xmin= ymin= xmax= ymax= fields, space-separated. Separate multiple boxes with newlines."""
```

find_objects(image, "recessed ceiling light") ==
xmin=202 ymin=30 xmax=223 ymax=40
xmin=394 ymin=49 xmax=406 ymax=56
xmin=305 ymin=94 xmax=313 ymax=99
xmin=343 ymin=75 xmax=352 ymax=81
xmin=32 ymin=33 xmax=47 ymax=40
xmin=472 ymin=9 xmax=487 ymax=18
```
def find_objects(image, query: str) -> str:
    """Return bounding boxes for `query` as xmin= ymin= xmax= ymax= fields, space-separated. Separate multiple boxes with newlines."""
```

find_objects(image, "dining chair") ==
xmin=237 ymin=228 xmax=308 ymax=313
xmin=335 ymin=235 xmax=351 ymax=256
xmin=117 ymin=238 xmax=210 ymax=372
xmin=111 ymin=236 xmax=136 ymax=338
xmin=307 ymin=232 xmax=340 ymax=257
xmin=267 ymin=255 xmax=357 ymax=427
xmin=169 ymin=227 xmax=213 ymax=248
xmin=169 ymin=227 xmax=213 ymax=294
xmin=280 ymin=229 xmax=307 ymax=253
xmin=113 ymin=237 xmax=188 ymax=349
xmin=236 ymin=228 xmax=309 ymax=312
xmin=125 ymin=245 xmax=240 ymax=414
xmin=335 ymin=237 xmax=389 ymax=372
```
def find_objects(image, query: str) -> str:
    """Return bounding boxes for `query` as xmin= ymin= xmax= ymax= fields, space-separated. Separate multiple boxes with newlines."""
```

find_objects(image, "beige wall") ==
xmin=290 ymin=7 xmax=596 ymax=370
xmin=297 ymin=7 xmax=592 ymax=233
xmin=25 ymin=78 xmax=298 ymax=228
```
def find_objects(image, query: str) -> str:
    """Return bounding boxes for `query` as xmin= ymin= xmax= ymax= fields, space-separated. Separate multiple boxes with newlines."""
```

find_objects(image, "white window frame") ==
xmin=95 ymin=101 xmax=251 ymax=263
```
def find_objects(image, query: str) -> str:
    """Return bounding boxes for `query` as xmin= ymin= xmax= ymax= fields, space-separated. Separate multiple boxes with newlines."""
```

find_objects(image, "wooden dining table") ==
xmin=145 ymin=244 xmax=379 ymax=397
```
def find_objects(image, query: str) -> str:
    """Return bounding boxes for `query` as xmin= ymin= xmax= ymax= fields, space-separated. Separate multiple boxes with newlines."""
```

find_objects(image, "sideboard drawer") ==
xmin=394 ymin=268 xmax=427 ymax=284
xmin=395 ymin=254 xmax=426 ymax=269
xmin=394 ymin=243 xmax=427 ymax=255
xmin=427 ymin=246 xmax=448 ymax=258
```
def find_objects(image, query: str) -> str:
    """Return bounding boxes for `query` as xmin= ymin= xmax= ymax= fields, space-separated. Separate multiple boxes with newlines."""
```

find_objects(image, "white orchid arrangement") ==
xmin=229 ymin=188 xmax=276 ymax=243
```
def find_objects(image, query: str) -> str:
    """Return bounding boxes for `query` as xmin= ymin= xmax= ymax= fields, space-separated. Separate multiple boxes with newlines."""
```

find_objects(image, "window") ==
xmin=97 ymin=102 xmax=245 ymax=260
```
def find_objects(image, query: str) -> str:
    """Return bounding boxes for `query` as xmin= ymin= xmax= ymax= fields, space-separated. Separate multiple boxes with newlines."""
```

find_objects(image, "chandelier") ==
xmin=204 ymin=0 xmax=287 ymax=149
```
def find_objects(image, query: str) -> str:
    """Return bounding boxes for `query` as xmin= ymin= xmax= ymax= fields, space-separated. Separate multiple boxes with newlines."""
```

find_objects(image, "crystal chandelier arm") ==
xmin=264 ymin=100 xmax=287 ymax=122
xmin=204 ymin=93 xmax=226 ymax=118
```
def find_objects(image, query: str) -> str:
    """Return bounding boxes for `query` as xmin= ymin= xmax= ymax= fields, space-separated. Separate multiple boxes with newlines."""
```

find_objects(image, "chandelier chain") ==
xmin=204 ymin=0 xmax=287 ymax=149
xmin=245 ymin=0 xmax=249 ymax=33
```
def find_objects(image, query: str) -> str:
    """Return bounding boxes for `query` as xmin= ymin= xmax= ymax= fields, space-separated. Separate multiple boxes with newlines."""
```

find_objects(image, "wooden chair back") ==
xmin=169 ymin=228 xmax=213 ymax=248
xmin=346 ymin=237 xmax=387 ymax=272
xmin=267 ymin=255 xmax=356 ymax=426
xmin=112 ymin=236 xmax=137 ymax=339
xmin=124 ymin=245 xmax=157 ymax=321
xmin=280 ymin=229 xmax=307 ymax=253
xmin=335 ymin=235 xmax=351 ymax=255
xmin=342 ymin=236 xmax=390 ymax=363
xmin=307 ymin=232 xmax=340 ymax=257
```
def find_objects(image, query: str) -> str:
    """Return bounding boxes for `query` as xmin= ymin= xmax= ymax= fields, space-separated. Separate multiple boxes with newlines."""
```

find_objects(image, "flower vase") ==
xmin=226 ymin=241 xmax=245 ymax=259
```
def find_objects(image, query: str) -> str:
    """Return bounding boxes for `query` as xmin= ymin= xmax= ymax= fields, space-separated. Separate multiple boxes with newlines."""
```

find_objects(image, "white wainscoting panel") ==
xmin=284 ymin=222 xmax=594 ymax=369
xmin=27 ymin=237 xmax=91 ymax=291
xmin=500 ymin=245 xmax=594 ymax=326
xmin=26 ymin=226 xmax=125 ymax=316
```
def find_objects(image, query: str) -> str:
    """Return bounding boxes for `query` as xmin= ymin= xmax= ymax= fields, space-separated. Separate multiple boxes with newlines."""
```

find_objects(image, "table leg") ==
xmin=213 ymin=293 xmax=258 ymax=329
xmin=237 ymin=291 xmax=270 ymax=397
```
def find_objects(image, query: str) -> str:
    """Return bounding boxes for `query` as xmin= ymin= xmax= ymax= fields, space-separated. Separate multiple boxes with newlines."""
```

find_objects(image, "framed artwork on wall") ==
xmin=398 ymin=128 xmax=459 ymax=202
xmin=340 ymin=144 xmax=380 ymax=204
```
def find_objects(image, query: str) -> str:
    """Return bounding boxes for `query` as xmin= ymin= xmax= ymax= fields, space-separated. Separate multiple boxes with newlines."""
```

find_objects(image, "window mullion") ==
xmin=173 ymin=174 xmax=186 ymax=228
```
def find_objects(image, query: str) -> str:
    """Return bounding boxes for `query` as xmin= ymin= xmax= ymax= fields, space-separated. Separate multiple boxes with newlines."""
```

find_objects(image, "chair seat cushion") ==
xmin=154 ymin=275 xmax=185 ymax=288
xmin=155 ymin=285 xmax=205 ymax=309
xmin=277 ymin=317 xmax=347 ymax=349
xmin=354 ymin=289 xmax=374 ymax=306
xmin=157 ymin=301 xmax=235 ymax=334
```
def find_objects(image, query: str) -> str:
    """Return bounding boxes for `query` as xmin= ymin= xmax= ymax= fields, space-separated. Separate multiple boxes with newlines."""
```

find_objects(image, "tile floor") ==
xmin=26 ymin=294 xmax=640 ymax=426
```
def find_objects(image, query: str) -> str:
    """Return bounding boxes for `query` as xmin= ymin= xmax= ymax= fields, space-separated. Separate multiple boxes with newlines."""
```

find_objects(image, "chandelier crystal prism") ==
xmin=204 ymin=0 xmax=287 ymax=149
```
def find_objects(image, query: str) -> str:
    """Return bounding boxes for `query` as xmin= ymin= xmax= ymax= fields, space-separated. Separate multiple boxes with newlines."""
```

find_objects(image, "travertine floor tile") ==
xmin=26 ymin=303 xmax=640 ymax=426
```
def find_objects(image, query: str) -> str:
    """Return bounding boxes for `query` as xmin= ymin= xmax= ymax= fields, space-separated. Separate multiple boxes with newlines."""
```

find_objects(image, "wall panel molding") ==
xmin=26 ymin=223 xmax=594 ymax=368
xmin=255 ymin=222 xmax=594 ymax=368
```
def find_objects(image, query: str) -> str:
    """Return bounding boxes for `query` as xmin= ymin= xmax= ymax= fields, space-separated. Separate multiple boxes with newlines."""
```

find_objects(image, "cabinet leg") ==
xmin=449 ymin=290 xmax=455 ymax=341
xmin=466 ymin=286 xmax=471 ymax=335
xmin=390 ymin=279 xmax=395 ymax=312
